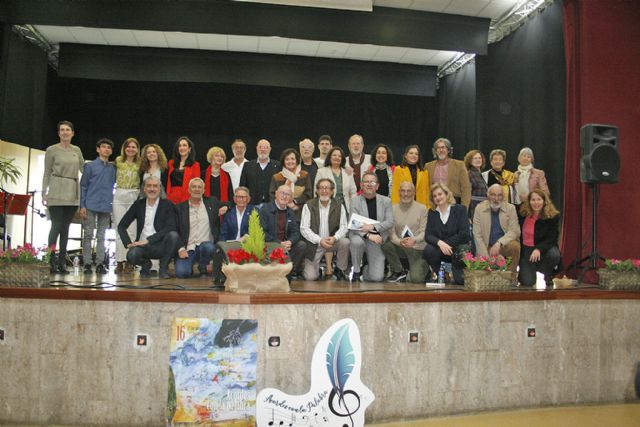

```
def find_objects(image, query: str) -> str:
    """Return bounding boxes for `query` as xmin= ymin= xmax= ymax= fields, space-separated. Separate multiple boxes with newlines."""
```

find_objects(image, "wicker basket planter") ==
xmin=464 ymin=269 xmax=515 ymax=292
xmin=598 ymin=269 xmax=640 ymax=290
xmin=0 ymin=262 xmax=50 ymax=287
xmin=221 ymin=262 xmax=292 ymax=293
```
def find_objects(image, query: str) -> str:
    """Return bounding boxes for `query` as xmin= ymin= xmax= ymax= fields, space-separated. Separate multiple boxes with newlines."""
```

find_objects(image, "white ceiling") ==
xmin=33 ymin=0 xmax=521 ymax=68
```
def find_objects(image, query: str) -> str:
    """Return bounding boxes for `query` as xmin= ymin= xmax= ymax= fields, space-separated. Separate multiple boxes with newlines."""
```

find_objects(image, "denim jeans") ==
xmin=174 ymin=241 xmax=216 ymax=278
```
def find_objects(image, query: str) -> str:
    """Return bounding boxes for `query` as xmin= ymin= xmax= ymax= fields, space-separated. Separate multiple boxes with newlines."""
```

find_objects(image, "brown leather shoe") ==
xmin=124 ymin=262 xmax=135 ymax=273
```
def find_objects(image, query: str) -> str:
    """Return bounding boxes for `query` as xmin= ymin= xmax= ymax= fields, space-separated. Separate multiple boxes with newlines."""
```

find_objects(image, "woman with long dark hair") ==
xmin=518 ymin=189 xmax=561 ymax=287
xmin=391 ymin=145 xmax=431 ymax=209
xmin=166 ymin=136 xmax=200 ymax=204
xmin=367 ymin=144 xmax=395 ymax=197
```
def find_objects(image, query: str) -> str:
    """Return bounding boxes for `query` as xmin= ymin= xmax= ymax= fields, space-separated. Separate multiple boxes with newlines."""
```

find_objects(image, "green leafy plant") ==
xmin=241 ymin=209 xmax=266 ymax=262
xmin=0 ymin=156 xmax=22 ymax=186
xmin=604 ymin=258 xmax=640 ymax=271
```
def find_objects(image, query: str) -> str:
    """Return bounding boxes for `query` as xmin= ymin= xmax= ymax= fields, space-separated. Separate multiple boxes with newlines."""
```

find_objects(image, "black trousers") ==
xmin=422 ymin=243 xmax=470 ymax=285
xmin=518 ymin=245 xmax=561 ymax=286
xmin=48 ymin=205 xmax=77 ymax=260
xmin=126 ymin=231 xmax=180 ymax=273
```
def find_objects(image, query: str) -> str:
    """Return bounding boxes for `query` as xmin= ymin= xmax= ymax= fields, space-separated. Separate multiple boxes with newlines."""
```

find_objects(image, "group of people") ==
xmin=42 ymin=120 xmax=561 ymax=286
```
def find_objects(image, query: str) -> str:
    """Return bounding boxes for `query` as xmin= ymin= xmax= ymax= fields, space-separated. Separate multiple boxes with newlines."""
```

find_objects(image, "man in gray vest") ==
xmin=300 ymin=178 xmax=350 ymax=281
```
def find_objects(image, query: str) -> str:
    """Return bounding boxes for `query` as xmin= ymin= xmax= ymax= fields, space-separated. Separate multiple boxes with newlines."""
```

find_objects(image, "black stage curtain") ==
xmin=437 ymin=61 xmax=477 ymax=159
xmin=44 ymin=76 xmax=438 ymax=165
xmin=476 ymin=0 xmax=565 ymax=206
xmin=439 ymin=1 xmax=565 ymax=206
xmin=0 ymin=25 xmax=48 ymax=148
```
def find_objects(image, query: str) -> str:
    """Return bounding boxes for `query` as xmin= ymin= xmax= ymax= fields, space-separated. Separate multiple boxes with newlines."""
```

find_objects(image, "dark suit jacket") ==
xmin=425 ymin=204 xmax=469 ymax=248
xmin=259 ymin=202 xmax=301 ymax=244
xmin=220 ymin=205 xmax=256 ymax=241
xmin=175 ymin=197 xmax=221 ymax=249
xmin=519 ymin=214 xmax=559 ymax=254
xmin=239 ymin=159 xmax=281 ymax=204
xmin=118 ymin=198 xmax=177 ymax=246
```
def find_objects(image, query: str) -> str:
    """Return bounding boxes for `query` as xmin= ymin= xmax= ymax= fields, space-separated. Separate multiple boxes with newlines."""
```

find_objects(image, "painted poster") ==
xmin=167 ymin=318 xmax=258 ymax=426
xmin=256 ymin=318 xmax=374 ymax=427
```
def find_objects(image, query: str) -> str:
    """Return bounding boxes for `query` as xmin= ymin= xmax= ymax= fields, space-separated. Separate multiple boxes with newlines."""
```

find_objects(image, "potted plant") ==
xmin=0 ymin=243 xmax=52 ymax=287
xmin=0 ymin=156 xmax=22 ymax=187
xmin=220 ymin=210 xmax=292 ymax=293
xmin=599 ymin=258 xmax=640 ymax=290
xmin=462 ymin=252 xmax=515 ymax=291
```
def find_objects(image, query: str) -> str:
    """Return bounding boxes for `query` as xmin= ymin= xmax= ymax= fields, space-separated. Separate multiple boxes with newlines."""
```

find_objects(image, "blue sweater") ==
xmin=80 ymin=158 xmax=116 ymax=213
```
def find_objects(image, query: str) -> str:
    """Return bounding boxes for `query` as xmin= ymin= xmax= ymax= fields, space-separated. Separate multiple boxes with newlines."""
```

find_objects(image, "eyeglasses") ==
xmin=234 ymin=195 xmax=249 ymax=199
xmin=317 ymin=186 xmax=332 ymax=191
xmin=279 ymin=192 xmax=293 ymax=197
xmin=362 ymin=181 xmax=377 ymax=185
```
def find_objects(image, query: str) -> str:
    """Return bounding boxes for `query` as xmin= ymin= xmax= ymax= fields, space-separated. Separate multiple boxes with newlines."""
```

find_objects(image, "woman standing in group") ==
xmin=166 ymin=136 xmax=200 ymax=204
xmin=314 ymin=146 xmax=357 ymax=212
xmin=204 ymin=146 xmax=234 ymax=216
xmin=482 ymin=149 xmax=516 ymax=203
xmin=367 ymin=144 xmax=395 ymax=197
xmin=464 ymin=149 xmax=488 ymax=220
xmin=514 ymin=147 xmax=549 ymax=205
xmin=422 ymin=183 xmax=470 ymax=285
xmin=518 ymin=189 xmax=561 ymax=287
xmin=113 ymin=137 xmax=141 ymax=273
xmin=270 ymin=148 xmax=313 ymax=217
xmin=139 ymin=143 xmax=168 ymax=197
xmin=42 ymin=120 xmax=84 ymax=273
xmin=391 ymin=145 xmax=431 ymax=209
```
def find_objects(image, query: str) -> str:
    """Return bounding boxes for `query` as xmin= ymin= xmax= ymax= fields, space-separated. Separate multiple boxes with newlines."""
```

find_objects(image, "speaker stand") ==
xmin=567 ymin=183 xmax=606 ymax=282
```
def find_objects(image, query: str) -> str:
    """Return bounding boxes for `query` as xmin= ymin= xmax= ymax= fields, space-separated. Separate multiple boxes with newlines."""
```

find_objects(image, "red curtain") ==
xmin=561 ymin=0 xmax=640 ymax=281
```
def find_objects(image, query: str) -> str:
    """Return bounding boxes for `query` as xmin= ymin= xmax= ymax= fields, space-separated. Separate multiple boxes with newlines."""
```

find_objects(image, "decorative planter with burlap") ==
xmin=598 ymin=269 xmax=640 ymax=290
xmin=464 ymin=269 xmax=515 ymax=292
xmin=0 ymin=262 xmax=50 ymax=287
xmin=221 ymin=262 xmax=292 ymax=293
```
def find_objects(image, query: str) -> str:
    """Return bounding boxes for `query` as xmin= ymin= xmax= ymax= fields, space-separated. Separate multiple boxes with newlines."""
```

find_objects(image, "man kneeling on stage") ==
xmin=118 ymin=176 xmax=180 ymax=278
xmin=175 ymin=178 xmax=222 ymax=278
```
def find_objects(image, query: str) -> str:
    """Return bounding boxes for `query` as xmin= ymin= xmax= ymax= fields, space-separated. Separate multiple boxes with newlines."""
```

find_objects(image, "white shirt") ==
xmin=183 ymin=201 xmax=212 ymax=252
xmin=234 ymin=207 xmax=246 ymax=241
xmin=314 ymin=157 xmax=326 ymax=168
xmin=221 ymin=158 xmax=247 ymax=190
xmin=300 ymin=200 xmax=348 ymax=244
xmin=140 ymin=199 xmax=159 ymax=240
xmin=436 ymin=204 xmax=452 ymax=225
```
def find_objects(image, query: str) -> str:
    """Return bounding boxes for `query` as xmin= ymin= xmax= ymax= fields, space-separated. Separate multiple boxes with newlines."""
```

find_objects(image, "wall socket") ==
xmin=0 ymin=327 xmax=5 ymax=343
xmin=134 ymin=333 xmax=151 ymax=352
xmin=408 ymin=331 xmax=420 ymax=343
xmin=527 ymin=326 xmax=537 ymax=338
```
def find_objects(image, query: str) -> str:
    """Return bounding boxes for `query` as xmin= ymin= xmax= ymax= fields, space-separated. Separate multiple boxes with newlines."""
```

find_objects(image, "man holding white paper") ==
xmin=381 ymin=182 xmax=429 ymax=283
xmin=349 ymin=171 xmax=393 ymax=282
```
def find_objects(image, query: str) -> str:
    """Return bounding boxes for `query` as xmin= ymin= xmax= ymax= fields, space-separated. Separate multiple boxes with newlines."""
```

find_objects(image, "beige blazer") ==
xmin=314 ymin=166 xmax=358 ymax=212
xmin=424 ymin=158 xmax=471 ymax=207
xmin=472 ymin=200 xmax=521 ymax=257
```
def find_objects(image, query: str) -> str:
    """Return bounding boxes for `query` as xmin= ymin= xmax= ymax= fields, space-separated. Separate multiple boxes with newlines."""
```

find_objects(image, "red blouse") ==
xmin=522 ymin=215 xmax=537 ymax=247
xmin=166 ymin=160 xmax=201 ymax=204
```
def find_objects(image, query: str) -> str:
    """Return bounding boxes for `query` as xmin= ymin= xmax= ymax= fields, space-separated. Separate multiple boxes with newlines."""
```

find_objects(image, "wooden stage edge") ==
xmin=1 ymin=275 xmax=639 ymax=304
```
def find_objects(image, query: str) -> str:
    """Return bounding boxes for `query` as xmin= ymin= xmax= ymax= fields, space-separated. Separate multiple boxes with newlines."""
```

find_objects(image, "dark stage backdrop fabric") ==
xmin=475 ymin=0 xmax=566 ymax=206
xmin=562 ymin=0 xmax=640 ymax=274
xmin=44 ymin=77 xmax=438 ymax=167
xmin=438 ymin=62 xmax=477 ymax=156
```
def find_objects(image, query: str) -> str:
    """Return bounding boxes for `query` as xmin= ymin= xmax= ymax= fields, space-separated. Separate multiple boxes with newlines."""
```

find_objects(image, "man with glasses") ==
xmin=424 ymin=137 xmax=471 ymax=207
xmin=349 ymin=171 xmax=394 ymax=282
xmin=300 ymin=178 xmax=350 ymax=281
xmin=259 ymin=185 xmax=306 ymax=282
xmin=473 ymin=183 xmax=521 ymax=273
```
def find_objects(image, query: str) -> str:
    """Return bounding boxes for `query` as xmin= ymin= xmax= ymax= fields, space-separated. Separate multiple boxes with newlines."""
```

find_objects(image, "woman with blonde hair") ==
xmin=139 ymin=144 xmax=168 ymax=197
xmin=514 ymin=147 xmax=550 ymax=204
xmin=204 ymin=146 xmax=234 ymax=216
xmin=113 ymin=137 xmax=141 ymax=273
xmin=518 ymin=189 xmax=561 ymax=287
xmin=422 ymin=183 xmax=470 ymax=285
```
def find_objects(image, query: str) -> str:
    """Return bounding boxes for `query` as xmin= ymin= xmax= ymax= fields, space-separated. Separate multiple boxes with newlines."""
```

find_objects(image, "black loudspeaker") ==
xmin=580 ymin=124 xmax=620 ymax=184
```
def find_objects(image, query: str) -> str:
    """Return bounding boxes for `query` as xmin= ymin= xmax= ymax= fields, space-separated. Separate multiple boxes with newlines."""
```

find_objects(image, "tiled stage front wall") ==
xmin=0 ymin=298 xmax=638 ymax=425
